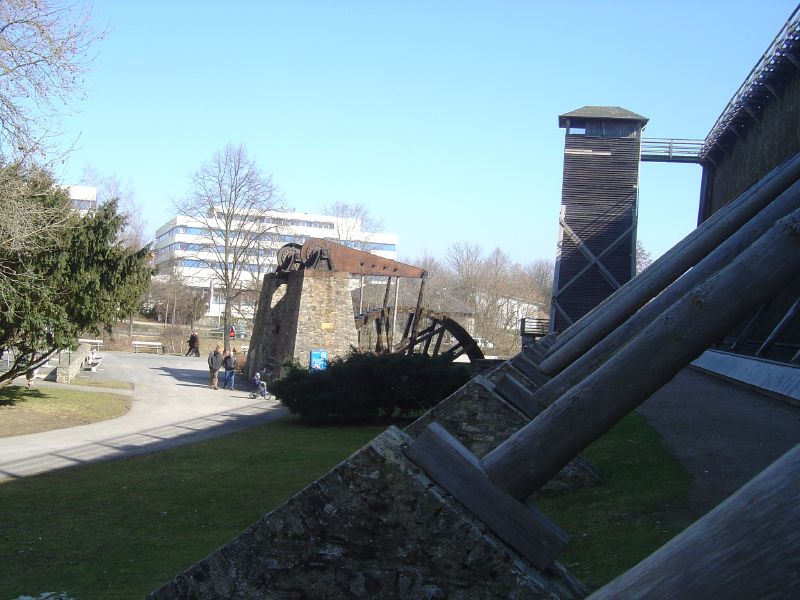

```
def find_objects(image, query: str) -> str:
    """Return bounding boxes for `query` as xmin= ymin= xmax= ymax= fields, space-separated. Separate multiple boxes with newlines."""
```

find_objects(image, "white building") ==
xmin=153 ymin=209 xmax=399 ymax=320
xmin=66 ymin=185 xmax=98 ymax=214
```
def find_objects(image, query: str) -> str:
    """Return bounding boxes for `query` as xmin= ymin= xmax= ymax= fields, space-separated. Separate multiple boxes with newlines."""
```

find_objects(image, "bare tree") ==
xmin=174 ymin=144 xmax=283 ymax=351
xmin=322 ymin=201 xmax=383 ymax=250
xmin=0 ymin=1 xmax=101 ymax=296
xmin=0 ymin=0 xmax=102 ymax=161
xmin=444 ymin=242 xmax=484 ymax=306
xmin=523 ymin=258 xmax=554 ymax=312
xmin=636 ymin=239 xmax=653 ymax=274
xmin=81 ymin=166 xmax=149 ymax=248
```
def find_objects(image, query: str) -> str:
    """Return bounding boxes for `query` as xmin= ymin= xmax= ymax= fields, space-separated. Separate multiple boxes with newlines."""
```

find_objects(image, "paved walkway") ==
xmin=0 ymin=351 xmax=288 ymax=482
xmin=638 ymin=367 xmax=800 ymax=517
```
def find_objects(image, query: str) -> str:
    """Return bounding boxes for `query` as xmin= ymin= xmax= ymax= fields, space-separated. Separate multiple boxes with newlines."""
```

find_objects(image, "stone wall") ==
xmin=247 ymin=270 xmax=359 ymax=375
xmin=56 ymin=343 xmax=92 ymax=383
xmin=293 ymin=270 xmax=359 ymax=368
xmin=148 ymin=428 xmax=586 ymax=600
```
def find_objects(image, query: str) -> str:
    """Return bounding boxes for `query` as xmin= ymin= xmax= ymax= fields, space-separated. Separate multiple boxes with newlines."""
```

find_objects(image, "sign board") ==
xmin=309 ymin=349 xmax=329 ymax=371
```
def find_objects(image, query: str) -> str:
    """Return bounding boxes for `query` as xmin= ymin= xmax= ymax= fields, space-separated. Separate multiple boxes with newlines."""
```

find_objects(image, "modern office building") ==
xmin=153 ymin=209 xmax=399 ymax=320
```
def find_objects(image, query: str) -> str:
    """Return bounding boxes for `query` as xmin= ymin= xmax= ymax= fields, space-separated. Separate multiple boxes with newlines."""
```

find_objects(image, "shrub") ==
xmin=269 ymin=352 xmax=471 ymax=424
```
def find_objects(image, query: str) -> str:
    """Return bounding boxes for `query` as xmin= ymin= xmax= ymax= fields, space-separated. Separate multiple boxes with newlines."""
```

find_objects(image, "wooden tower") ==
xmin=550 ymin=106 xmax=649 ymax=333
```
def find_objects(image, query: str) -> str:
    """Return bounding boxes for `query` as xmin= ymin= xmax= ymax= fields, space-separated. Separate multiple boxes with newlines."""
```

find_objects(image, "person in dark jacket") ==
xmin=186 ymin=331 xmax=200 ymax=357
xmin=222 ymin=349 xmax=237 ymax=390
xmin=207 ymin=345 xmax=222 ymax=389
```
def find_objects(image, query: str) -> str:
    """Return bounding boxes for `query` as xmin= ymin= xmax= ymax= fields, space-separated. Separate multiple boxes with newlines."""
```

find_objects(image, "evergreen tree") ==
xmin=0 ymin=171 xmax=152 ymax=384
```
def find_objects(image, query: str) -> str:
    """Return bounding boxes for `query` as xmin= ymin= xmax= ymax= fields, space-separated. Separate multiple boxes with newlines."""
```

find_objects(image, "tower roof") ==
xmin=558 ymin=106 xmax=649 ymax=128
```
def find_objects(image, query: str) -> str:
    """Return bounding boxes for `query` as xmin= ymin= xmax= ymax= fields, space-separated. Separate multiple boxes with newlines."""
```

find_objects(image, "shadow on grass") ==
xmin=0 ymin=386 xmax=46 ymax=407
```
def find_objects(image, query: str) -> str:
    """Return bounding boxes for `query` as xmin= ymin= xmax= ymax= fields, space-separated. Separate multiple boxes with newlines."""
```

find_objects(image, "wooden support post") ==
xmin=755 ymin=295 xmax=800 ymax=357
xmin=588 ymin=443 xmax=800 ymax=599
xmin=389 ymin=278 xmax=400 ymax=351
xmin=530 ymin=180 xmax=800 ymax=408
xmin=493 ymin=374 xmax=545 ymax=419
xmin=406 ymin=275 xmax=428 ymax=355
xmin=509 ymin=353 xmax=551 ymax=388
xmin=481 ymin=208 xmax=800 ymax=500
xmin=730 ymin=302 xmax=770 ymax=352
xmin=404 ymin=423 xmax=568 ymax=571
xmin=544 ymin=151 xmax=800 ymax=363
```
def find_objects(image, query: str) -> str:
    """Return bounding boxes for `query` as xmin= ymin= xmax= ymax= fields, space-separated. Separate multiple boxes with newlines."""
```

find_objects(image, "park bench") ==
xmin=83 ymin=347 xmax=104 ymax=372
xmin=132 ymin=341 xmax=164 ymax=354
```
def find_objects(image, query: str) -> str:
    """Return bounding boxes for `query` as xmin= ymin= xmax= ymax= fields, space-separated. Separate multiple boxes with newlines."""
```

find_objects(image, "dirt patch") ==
xmin=0 ymin=385 xmax=131 ymax=437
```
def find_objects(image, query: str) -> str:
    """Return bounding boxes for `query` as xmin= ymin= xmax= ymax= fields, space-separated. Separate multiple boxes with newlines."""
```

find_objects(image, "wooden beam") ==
xmin=404 ymin=423 xmax=568 ymax=571
xmin=755 ymin=295 xmax=800 ymax=357
xmin=482 ymin=207 xmax=800 ymax=499
xmin=493 ymin=374 xmax=545 ymax=419
xmin=536 ymin=179 xmax=800 ymax=391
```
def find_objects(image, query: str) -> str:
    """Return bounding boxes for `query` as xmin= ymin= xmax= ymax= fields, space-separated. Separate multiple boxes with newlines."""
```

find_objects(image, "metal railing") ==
xmin=640 ymin=138 xmax=704 ymax=163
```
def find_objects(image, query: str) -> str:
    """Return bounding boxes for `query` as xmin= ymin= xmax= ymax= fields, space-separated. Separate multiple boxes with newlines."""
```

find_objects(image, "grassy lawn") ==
xmin=537 ymin=412 xmax=693 ymax=590
xmin=71 ymin=377 xmax=135 ymax=391
xmin=0 ymin=418 xmax=385 ymax=600
xmin=0 ymin=386 xmax=131 ymax=438
xmin=0 ymin=413 xmax=691 ymax=599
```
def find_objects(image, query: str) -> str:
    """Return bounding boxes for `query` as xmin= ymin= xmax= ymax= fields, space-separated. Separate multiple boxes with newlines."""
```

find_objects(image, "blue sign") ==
xmin=309 ymin=349 xmax=329 ymax=371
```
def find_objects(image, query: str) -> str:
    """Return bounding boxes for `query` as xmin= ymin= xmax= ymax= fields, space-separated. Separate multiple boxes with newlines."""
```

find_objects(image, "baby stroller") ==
xmin=248 ymin=372 xmax=272 ymax=399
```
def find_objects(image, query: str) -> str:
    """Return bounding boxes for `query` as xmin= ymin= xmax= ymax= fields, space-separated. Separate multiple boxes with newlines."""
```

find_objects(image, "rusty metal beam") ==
xmin=278 ymin=238 xmax=427 ymax=279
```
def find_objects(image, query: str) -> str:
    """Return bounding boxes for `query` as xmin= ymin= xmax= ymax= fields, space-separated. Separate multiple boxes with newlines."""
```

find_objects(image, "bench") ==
xmin=84 ymin=356 xmax=104 ymax=372
xmin=132 ymin=341 xmax=164 ymax=354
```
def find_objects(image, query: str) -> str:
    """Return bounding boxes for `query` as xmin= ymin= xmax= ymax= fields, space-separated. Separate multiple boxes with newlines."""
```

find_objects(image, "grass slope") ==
xmin=0 ymin=419 xmax=384 ymax=600
xmin=0 ymin=413 xmax=691 ymax=599
xmin=537 ymin=412 xmax=693 ymax=590
xmin=0 ymin=386 xmax=131 ymax=438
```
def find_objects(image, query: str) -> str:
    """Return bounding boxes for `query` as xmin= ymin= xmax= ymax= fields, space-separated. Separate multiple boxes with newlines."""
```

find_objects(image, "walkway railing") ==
xmin=640 ymin=138 xmax=704 ymax=163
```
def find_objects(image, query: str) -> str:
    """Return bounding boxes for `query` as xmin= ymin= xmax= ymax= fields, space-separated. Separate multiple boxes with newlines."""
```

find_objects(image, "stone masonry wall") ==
xmin=148 ymin=427 xmax=586 ymax=600
xmin=292 ymin=270 xmax=359 ymax=368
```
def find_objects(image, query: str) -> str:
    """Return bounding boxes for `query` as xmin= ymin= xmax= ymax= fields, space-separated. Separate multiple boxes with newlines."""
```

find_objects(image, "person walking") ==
xmin=207 ymin=345 xmax=222 ymax=389
xmin=186 ymin=331 xmax=200 ymax=357
xmin=222 ymin=349 xmax=237 ymax=390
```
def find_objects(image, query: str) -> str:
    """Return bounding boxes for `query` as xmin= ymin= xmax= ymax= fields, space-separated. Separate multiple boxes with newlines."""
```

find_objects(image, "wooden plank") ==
xmin=493 ymin=374 xmax=544 ymax=419
xmin=509 ymin=354 xmax=551 ymax=388
xmin=404 ymin=422 xmax=568 ymax=571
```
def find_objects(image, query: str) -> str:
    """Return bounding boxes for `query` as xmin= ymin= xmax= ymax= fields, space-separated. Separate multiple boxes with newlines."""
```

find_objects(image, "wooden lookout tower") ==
xmin=550 ymin=106 xmax=649 ymax=333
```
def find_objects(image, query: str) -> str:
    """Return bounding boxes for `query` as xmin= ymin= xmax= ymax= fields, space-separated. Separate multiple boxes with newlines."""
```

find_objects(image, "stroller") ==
xmin=248 ymin=372 xmax=272 ymax=399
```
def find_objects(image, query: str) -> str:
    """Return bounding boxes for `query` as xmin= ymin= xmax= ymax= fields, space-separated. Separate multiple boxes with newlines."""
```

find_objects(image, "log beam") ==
xmin=481 ymin=208 xmax=800 ymax=499
xmin=531 ymin=180 xmax=800 ymax=406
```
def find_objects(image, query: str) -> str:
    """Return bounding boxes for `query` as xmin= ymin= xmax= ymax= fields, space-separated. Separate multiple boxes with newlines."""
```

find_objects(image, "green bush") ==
xmin=269 ymin=352 xmax=471 ymax=424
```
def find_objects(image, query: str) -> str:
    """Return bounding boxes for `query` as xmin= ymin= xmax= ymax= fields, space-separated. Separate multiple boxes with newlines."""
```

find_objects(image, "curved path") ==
xmin=0 ymin=351 xmax=288 ymax=482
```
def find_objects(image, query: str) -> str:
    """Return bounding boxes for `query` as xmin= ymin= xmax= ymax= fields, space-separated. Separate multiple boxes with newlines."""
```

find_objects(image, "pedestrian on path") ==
xmin=208 ymin=345 xmax=222 ymax=389
xmin=222 ymin=349 xmax=237 ymax=390
xmin=186 ymin=331 xmax=200 ymax=357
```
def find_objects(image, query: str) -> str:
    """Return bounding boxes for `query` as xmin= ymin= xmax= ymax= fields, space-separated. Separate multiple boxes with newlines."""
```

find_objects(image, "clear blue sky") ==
xmin=57 ymin=0 xmax=799 ymax=266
